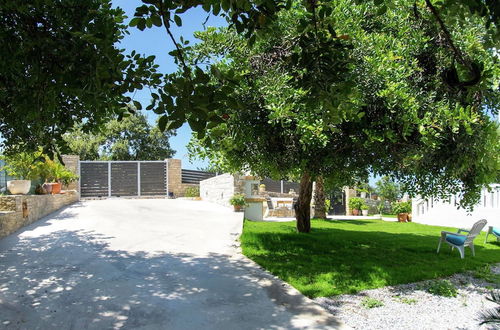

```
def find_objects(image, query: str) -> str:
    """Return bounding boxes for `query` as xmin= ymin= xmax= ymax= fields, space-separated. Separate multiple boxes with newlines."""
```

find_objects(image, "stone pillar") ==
xmin=61 ymin=155 xmax=80 ymax=191
xmin=166 ymin=159 xmax=182 ymax=197
xmin=344 ymin=186 xmax=357 ymax=215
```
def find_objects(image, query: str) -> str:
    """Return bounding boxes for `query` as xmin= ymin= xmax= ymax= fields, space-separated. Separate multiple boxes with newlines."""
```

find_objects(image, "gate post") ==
xmin=108 ymin=162 xmax=111 ymax=197
xmin=137 ymin=162 xmax=141 ymax=197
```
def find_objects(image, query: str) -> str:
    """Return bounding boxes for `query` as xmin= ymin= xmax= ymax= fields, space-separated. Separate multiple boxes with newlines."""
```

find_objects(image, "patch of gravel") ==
xmin=314 ymin=264 xmax=500 ymax=330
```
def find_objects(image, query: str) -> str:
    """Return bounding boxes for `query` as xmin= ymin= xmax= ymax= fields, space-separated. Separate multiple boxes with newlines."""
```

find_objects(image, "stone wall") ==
xmin=166 ymin=159 xmax=182 ymax=197
xmin=61 ymin=155 xmax=80 ymax=191
xmin=0 ymin=191 xmax=78 ymax=238
xmin=200 ymin=174 xmax=236 ymax=207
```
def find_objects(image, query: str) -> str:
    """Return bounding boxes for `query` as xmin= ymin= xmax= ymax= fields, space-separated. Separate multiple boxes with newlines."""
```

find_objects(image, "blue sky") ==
xmin=113 ymin=1 xmax=226 ymax=170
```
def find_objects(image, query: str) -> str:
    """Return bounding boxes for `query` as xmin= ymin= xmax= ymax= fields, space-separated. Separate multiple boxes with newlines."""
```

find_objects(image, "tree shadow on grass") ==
xmin=241 ymin=222 xmax=500 ymax=299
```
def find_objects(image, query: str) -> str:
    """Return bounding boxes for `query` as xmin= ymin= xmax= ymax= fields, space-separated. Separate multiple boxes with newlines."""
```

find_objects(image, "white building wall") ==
xmin=200 ymin=174 xmax=236 ymax=208
xmin=412 ymin=184 xmax=500 ymax=230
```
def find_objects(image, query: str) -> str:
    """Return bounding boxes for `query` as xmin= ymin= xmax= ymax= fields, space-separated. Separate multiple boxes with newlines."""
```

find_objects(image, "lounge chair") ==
xmin=484 ymin=226 xmax=500 ymax=243
xmin=436 ymin=219 xmax=487 ymax=259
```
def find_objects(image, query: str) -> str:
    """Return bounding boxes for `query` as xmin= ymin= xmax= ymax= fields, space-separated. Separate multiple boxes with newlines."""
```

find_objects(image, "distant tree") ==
xmin=375 ymin=176 xmax=401 ymax=203
xmin=64 ymin=112 xmax=176 ymax=161
xmin=0 ymin=0 xmax=161 ymax=157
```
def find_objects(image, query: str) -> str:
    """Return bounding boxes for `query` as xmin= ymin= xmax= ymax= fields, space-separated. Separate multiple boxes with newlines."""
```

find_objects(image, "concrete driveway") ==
xmin=0 ymin=199 xmax=345 ymax=329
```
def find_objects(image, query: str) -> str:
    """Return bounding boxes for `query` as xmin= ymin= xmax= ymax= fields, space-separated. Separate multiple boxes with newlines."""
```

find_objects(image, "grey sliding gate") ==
xmin=80 ymin=161 xmax=167 ymax=198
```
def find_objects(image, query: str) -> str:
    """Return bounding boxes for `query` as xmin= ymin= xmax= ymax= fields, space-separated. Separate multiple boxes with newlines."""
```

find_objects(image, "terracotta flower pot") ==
xmin=49 ymin=182 xmax=62 ymax=194
xmin=7 ymin=180 xmax=31 ymax=195
xmin=397 ymin=213 xmax=409 ymax=222
xmin=233 ymin=205 xmax=242 ymax=212
xmin=352 ymin=209 xmax=359 ymax=216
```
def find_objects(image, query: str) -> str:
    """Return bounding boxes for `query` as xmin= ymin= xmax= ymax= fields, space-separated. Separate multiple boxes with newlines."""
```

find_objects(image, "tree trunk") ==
xmin=295 ymin=172 xmax=313 ymax=233
xmin=313 ymin=175 xmax=326 ymax=219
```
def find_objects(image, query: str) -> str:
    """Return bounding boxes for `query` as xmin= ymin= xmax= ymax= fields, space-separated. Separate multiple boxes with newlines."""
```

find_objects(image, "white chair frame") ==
xmin=484 ymin=226 xmax=500 ymax=243
xmin=436 ymin=219 xmax=487 ymax=259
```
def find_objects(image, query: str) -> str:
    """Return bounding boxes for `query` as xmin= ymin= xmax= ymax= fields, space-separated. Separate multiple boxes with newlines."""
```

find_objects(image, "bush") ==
xmin=184 ymin=186 xmax=200 ymax=197
xmin=392 ymin=201 xmax=411 ymax=214
xmin=325 ymin=199 xmax=331 ymax=212
xmin=0 ymin=150 xmax=43 ymax=180
xmin=361 ymin=297 xmax=384 ymax=308
xmin=230 ymin=194 xmax=247 ymax=206
xmin=427 ymin=280 xmax=458 ymax=297
xmin=349 ymin=197 xmax=366 ymax=211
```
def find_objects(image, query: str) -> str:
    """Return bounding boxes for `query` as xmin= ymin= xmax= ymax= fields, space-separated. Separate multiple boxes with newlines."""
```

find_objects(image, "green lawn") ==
xmin=240 ymin=219 xmax=500 ymax=298
xmin=381 ymin=214 xmax=397 ymax=218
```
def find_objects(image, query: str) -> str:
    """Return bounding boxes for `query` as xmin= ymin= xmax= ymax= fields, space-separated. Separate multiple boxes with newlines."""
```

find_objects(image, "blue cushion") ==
xmin=493 ymin=227 xmax=500 ymax=237
xmin=445 ymin=234 xmax=467 ymax=246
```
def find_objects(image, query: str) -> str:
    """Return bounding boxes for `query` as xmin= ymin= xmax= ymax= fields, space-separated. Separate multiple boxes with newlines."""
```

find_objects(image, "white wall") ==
xmin=412 ymin=184 xmax=500 ymax=230
xmin=200 ymin=174 xmax=236 ymax=208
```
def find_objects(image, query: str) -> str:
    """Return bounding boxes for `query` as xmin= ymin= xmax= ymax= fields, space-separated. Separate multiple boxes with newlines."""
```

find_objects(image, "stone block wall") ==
xmin=166 ymin=159 xmax=182 ymax=197
xmin=61 ymin=155 xmax=80 ymax=191
xmin=200 ymin=174 xmax=236 ymax=207
xmin=0 ymin=191 xmax=78 ymax=238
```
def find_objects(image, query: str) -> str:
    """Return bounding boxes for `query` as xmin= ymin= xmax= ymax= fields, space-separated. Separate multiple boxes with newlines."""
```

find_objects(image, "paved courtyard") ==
xmin=0 ymin=199 xmax=344 ymax=329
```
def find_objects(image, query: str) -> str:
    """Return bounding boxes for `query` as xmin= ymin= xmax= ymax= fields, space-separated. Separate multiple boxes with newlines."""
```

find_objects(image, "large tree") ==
xmin=64 ymin=112 xmax=176 ymax=160
xmin=0 ymin=0 xmax=161 ymax=158
xmin=185 ymin=0 xmax=499 ymax=232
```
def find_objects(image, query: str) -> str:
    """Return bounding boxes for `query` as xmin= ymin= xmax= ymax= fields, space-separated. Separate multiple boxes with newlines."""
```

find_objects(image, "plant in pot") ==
xmin=392 ymin=201 xmax=412 ymax=222
xmin=349 ymin=197 xmax=365 ymax=216
xmin=230 ymin=194 xmax=247 ymax=212
xmin=40 ymin=158 xmax=78 ymax=194
xmin=259 ymin=184 xmax=266 ymax=193
xmin=361 ymin=204 xmax=369 ymax=216
xmin=0 ymin=151 xmax=42 ymax=195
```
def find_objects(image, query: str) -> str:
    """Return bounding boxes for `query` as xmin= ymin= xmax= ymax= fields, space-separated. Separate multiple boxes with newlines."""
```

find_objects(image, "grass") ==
xmin=240 ymin=219 xmax=500 ymax=298
xmin=426 ymin=279 xmax=458 ymax=297
xmin=361 ymin=297 xmax=384 ymax=308
xmin=381 ymin=214 xmax=397 ymax=218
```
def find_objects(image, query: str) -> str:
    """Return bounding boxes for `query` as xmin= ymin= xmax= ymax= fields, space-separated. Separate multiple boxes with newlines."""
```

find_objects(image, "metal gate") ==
xmin=79 ymin=161 xmax=167 ymax=198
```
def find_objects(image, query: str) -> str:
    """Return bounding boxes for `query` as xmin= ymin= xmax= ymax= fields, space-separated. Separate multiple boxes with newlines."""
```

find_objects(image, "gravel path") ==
xmin=315 ymin=264 xmax=500 ymax=330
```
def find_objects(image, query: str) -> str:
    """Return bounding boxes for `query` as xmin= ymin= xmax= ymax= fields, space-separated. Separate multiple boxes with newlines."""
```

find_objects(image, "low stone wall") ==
xmin=0 ymin=191 xmax=78 ymax=238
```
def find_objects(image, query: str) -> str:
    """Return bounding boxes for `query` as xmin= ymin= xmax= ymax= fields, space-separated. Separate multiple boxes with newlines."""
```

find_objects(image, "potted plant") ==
xmin=1 ymin=151 xmax=42 ymax=195
xmin=39 ymin=157 xmax=78 ymax=194
xmin=230 ymin=194 xmax=247 ymax=212
xmin=259 ymin=184 xmax=266 ymax=193
xmin=349 ymin=197 xmax=365 ymax=216
xmin=361 ymin=204 xmax=369 ymax=216
xmin=392 ymin=201 xmax=412 ymax=222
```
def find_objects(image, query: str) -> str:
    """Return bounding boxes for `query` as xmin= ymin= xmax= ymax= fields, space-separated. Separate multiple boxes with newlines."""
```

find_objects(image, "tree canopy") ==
xmin=0 ymin=0 xmax=161 ymax=158
xmin=64 ymin=112 xmax=176 ymax=161
xmin=182 ymin=0 xmax=499 ymax=231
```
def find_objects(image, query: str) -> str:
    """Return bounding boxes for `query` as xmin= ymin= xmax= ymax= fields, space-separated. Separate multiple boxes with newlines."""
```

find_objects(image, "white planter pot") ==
xmin=360 ymin=192 xmax=367 ymax=198
xmin=362 ymin=209 xmax=368 ymax=216
xmin=7 ymin=180 xmax=31 ymax=195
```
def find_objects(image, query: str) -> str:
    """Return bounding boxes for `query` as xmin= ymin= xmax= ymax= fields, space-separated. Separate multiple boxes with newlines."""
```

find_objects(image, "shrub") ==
xmin=325 ymin=199 xmax=331 ymax=212
xmin=184 ymin=186 xmax=200 ymax=197
xmin=392 ymin=201 xmax=412 ymax=214
xmin=349 ymin=197 xmax=365 ymax=211
xmin=230 ymin=194 xmax=247 ymax=206
xmin=361 ymin=297 xmax=384 ymax=308
xmin=427 ymin=280 xmax=458 ymax=297
xmin=0 ymin=150 xmax=43 ymax=180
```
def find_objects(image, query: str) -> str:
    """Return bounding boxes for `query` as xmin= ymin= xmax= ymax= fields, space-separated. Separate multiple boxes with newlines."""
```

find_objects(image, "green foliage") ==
xmin=325 ymin=199 xmax=331 ymax=212
xmin=0 ymin=150 xmax=43 ymax=180
xmin=473 ymin=264 xmax=500 ymax=285
xmin=184 ymin=186 xmax=200 ymax=198
xmin=479 ymin=291 xmax=500 ymax=326
xmin=229 ymin=194 xmax=247 ymax=206
xmin=64 ymin=112 xmax=176 ymax=161
xmin=349 ymin=197 xmax=366 ymax=211
xmin=427 ymin=280 xmax=458 ymax=297
xmin=392 ymin=201 xmax=412 ymax=214
xmin=241 ymin=219 xmax=500 ymax=297
xmin=396 ymin=296 xmax=418 ymax=305
xmin=39 ymin=157 xmax=78 ymax=184
xmin=0 ymin=0 xmax=162 ymax=156
xmin=182 ymin=0 xmax=499 ymax=216
xmin=375 ymin=177 xmax=401 ymax=203
xmin=361 ymin=297 xmax=384 ymax=308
